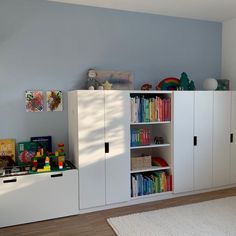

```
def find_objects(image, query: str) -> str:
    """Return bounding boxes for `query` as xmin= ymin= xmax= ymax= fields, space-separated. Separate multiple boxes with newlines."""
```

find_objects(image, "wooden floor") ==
xmin=1 ymin=187 xmax=236 ymax=236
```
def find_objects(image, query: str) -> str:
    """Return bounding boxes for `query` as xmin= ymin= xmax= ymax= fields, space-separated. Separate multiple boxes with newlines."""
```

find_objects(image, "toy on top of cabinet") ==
xmin=87 ymin=68 xmax=103 ymax=90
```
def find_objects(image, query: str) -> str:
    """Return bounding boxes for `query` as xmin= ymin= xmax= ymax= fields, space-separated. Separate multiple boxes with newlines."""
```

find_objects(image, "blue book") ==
xmin=30 ymin=136 xmax=52 ymax=154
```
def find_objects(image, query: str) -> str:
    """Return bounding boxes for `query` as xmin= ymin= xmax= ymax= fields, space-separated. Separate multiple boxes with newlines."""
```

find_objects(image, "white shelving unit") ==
xmin=130 ymin=91 xmax=172 ymax=198
xmin=130 ymin=143 xmax=170 ymax=149
xmin=131 ymin=166 xmax=171 ymax=174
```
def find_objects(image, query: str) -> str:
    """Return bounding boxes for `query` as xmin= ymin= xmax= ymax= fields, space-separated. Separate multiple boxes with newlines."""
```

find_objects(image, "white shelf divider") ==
xmin=131 ymin=166 xmax=171 ymax=174
xmin=131 ymin=191 xmax=173 ymax=200
xmin=130 ymin=144 xmax=170 ymax=149
xmin=130 ymin=121 xmax=171 ymax=125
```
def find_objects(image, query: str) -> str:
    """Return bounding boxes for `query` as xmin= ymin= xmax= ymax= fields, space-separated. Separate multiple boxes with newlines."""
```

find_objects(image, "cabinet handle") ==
xmin=194 ymin=136 xmax=197 ymax=146
xmin=105 ymin=142 xmax=109 ymax=153
xmin=3 ymin=178 xmax=17 ymax=183
xmin=51 ymin=173 xmax=63 ymax=178
xmin=231 ymin=133 xmax=234 ymax=143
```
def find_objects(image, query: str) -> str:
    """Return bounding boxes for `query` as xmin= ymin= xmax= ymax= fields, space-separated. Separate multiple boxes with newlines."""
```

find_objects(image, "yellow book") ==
xmin=0 ymin=139 xmax=16 ymax=161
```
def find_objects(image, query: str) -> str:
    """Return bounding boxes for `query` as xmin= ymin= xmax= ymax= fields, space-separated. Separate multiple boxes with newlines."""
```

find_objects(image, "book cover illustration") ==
xmin=17 ymin=142 xmax=37 ymax=166
xmin=0 ymin=139 xmax=16 ymax=167
xmin=46 ymin=90 xmax=63 ymax=112
xmin=25 ymin=90 xmax=43 ymax=112
xmin=30 ymin=136 xmax=52 ymax=155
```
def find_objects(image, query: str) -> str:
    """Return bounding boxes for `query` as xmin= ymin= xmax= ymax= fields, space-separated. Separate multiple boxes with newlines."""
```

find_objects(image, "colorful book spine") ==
xmin=131 ymin=171 xmax=172 ymax=197
xmin=130 ymin=96 xmax=171 ymax=123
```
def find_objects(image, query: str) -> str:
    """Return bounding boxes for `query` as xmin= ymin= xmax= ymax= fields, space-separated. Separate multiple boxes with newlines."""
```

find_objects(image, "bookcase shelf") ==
xmin=130 ymin=91 xmax=172 ymax=198
xmin=131 ymin=191 xmax=173 ymax=200
xmin=130 ymin=144 xmax=170 ymax=149
xmin=130 ymin=121 xmax=171 ymax=125
xmin=131 ymin=166 xmax=171 ymax=174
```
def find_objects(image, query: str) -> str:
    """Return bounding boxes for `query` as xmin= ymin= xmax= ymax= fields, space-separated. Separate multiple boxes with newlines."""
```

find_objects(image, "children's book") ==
xmin=30 ymin=136 xmax=52 ymax=155
xmin=0 ymin=139 xmax=16 ymax=167
xmin=17 ymin=142 xmax=37 ymax=166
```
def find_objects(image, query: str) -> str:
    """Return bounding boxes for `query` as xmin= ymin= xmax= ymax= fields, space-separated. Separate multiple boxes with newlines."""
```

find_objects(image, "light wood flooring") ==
xmin=1 ymin=187 xmax=236 ymax=236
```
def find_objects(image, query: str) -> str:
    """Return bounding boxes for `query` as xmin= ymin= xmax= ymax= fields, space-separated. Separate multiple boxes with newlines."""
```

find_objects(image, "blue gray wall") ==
xmin=0 ymin=0 xmax=222 ymax=153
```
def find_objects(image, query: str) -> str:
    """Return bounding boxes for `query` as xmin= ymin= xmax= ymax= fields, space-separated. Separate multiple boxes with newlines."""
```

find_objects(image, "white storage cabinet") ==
xmin=68 ymin=90 xmax=130 ymax=210
xmin=0 ymin=169 xmax=78 ymax=228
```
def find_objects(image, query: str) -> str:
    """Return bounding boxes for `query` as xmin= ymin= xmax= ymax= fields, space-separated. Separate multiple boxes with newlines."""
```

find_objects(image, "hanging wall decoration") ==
xmin=25 ymin=90 xmax=44 ymax=112
xmin=46 ymin=90 xmax=63 ymax=112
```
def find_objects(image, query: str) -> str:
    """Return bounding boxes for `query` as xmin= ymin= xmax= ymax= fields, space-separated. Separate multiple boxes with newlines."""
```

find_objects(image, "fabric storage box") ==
xmin=131 ymin=155 xmax=151 ymax=170
xmin=143 ymin=155 xmax=152 ymax=168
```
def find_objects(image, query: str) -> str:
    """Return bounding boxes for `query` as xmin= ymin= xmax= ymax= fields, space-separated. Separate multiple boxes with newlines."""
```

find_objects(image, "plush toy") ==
xmin=87 ymin=69 xmax=102 ymax=90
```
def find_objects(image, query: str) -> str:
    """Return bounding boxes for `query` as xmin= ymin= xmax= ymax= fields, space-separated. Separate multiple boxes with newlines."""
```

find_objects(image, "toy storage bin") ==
xmin=131 ymin=155 xmax=151 ymax=170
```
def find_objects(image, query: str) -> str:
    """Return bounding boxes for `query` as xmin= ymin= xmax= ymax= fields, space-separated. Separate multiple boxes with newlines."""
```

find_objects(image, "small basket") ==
xmin=131 ymin=155 xmax=151 ymax=170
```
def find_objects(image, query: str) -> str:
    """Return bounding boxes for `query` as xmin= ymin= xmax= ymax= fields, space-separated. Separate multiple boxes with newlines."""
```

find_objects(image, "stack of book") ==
xmin=130 ymin=127 xmax=151 ymax=147
xmin=130 ymin=96 xmax=171 ymax=123
xmin=131 ymin=171 xmax=172 ymax=197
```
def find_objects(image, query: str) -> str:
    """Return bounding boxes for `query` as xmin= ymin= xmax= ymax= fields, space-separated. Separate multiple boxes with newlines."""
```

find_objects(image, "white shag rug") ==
xmin=107 ymin=197 xmax=236 ymax=236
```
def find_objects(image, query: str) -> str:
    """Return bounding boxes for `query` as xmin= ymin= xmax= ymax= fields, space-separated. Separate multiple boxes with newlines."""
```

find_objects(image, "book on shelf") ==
xmin=17 ymin=141 xmax=37 ymax=166
xmin=30 ymin=136 xmax=52 ymax=155
xmin=131 ymin=171 xmax=172 ymax=197
xmin=0 ymin=139 xmax=16 ymax=167
xmin=130 ymin=96 xmax=171 ymax=123
xmin=130 ymin=127 xmax=151 ymax=147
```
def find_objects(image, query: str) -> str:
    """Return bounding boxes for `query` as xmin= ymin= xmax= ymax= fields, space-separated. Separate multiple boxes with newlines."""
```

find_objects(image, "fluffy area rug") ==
xmin=107 ymin=197 xmax=236 ymax=236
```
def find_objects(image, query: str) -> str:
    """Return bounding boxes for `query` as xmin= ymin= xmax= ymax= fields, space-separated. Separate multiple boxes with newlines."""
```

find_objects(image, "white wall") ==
xmin=0 ymin=0 xmax=222 ymax=155
xmin=222 ymin=18 xmax=236 ymax=90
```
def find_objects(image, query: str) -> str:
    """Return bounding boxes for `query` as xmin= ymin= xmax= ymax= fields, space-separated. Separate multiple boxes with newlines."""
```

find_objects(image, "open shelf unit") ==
xmin=131 ymin=166 xmax=171 ymax=174
xmin=130 ymin=144 xmax=170 ymax=149
xmin=130 ymin=91 xmax=172 ymax=198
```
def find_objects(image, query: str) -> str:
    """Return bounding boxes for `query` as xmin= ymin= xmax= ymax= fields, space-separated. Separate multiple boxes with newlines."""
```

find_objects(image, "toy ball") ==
xmin=141 ymin=84 xmax=152 ymax=90
xmin=203 ymin=78 xmax=218 ymax=90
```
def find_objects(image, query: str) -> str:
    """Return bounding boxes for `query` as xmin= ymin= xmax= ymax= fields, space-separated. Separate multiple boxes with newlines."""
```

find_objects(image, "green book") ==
xmin=17 ymin=142 xmax=37 ymax=166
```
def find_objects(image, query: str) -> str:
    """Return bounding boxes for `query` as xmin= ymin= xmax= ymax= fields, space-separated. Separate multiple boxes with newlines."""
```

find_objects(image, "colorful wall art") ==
xmin=25 ymin=90 xmax=43 ymax=112
xmin=46 ymin=90 xmax=63 ymax=112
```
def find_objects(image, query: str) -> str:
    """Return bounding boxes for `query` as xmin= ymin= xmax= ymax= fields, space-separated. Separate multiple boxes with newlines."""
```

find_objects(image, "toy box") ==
xmin=131 ymin=155 xmax=151 ymax=170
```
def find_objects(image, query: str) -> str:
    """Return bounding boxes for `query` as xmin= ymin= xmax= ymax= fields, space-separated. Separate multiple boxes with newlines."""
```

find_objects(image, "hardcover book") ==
xmin=17 ymin=142 xmax=37 ymax=166
xmin=30 ymin=136 xmax=52 ymax=155
xmin=0 ymin=139 xmax=16 ymax=167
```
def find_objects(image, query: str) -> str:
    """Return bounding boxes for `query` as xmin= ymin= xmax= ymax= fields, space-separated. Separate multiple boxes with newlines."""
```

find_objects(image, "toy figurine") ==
xmin=102 ymin=80 xmax=112 ymax=90
xmin=141 ymin=84 xmax=152 ymax=90
xmin=37 ymin=156 xmax=51 ymax=172
xmin=57 ymin=143 xmax=65 ymax=169
xmin=87 ymin=68 xmax=102 ymax=90
xmin=178 ymin=72 xmax=195 ymax=90
xmin=32 ymin=157 xmax=38 ymax=171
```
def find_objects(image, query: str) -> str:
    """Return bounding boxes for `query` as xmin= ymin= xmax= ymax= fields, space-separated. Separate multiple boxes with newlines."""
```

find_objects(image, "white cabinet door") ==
xmin=105 ymin=91 xmax=130 ymax=204
xmin=173 ymin=92 xmax=194 ymax=193
xmin=213 ymin=91 xmax=231 ymax=187
xmin=77 ymin=91 xmax=106 ymax=209
xmin=0 ymin=170 xmax=78 ymax=228
xmin=230 ymin=91 xmax=236 ymax=184
xmin=194 ymin=91 xmax=213 ymax=190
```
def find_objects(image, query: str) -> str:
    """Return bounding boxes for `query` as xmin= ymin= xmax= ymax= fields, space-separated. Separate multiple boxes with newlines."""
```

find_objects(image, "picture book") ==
xmin=17 ymin=142 xmax=37 ymax=166
xmin=30 ymin=136 xmax=52 ymax=154
xmin=0 ymin=139 xmax=16 ymax=167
